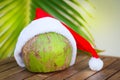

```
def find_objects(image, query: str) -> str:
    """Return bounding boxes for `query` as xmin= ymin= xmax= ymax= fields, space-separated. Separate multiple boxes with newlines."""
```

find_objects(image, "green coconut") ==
xmin=22 ymin=32 xmax=72 ymax=72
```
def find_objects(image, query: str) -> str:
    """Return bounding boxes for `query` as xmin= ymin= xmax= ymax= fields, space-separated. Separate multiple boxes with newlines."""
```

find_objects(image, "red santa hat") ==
xmin=14 ymin=8 xmax=103 ymax=71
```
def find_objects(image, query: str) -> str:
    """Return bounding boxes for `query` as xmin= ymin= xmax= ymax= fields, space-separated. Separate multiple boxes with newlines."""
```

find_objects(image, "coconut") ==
xmin=22 ymin=32 xmax=73 ymax=72
xmin=14 ymin=17 xmax=77 ymax=73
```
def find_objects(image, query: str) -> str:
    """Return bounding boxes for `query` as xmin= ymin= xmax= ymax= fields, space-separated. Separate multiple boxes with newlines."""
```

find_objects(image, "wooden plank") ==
xmin=86 ymin=59 xmax=120 ymax=80
xmin=24 ymin=54 xmax=88 ymax=80
xmin=65 ymin=68 xmax=95 ymax=80
xmin=101 ymin=55 xmax=120 ymax=59
xmin=74 ymin=54 xmax=89 ymax=64
xmin=0 ymin=66 xmax=25 ymax=80
xmin=4 ymin=70 xmax=35 ymax=80
xmin=44 ymin=55 xmax=89 ymax=80
xmin=0 ymin=61 xmax=17 ymax=72
xmin=0 ymin=54 xmax=120 ymax=80
xmin=0 ymin=57 xmax=15 ymax=66
xmin=108 ymin=71 xmax=120 ymax=80
xmin=24 ymin=73 xmax=55 ymax=80
xmin=65 ymin=57 xmax=117 ymax=80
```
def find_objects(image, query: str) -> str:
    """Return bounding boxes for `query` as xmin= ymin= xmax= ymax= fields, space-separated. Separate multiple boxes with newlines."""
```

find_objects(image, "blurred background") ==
xmin=90 ymin=0 xmax=120 ymax=57
xmin=1 ymin=0 xmax=120 ymax=59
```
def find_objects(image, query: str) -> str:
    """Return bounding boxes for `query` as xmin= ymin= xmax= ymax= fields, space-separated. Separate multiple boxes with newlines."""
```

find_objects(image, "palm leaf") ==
xmin=0 ymin=0 xmax=96 ymax=59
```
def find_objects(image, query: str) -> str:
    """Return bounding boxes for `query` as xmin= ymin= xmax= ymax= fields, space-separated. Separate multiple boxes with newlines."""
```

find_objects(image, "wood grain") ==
xmin=0 ymin=57 xmax=15 ymax=66
xmin=66 ymin=57 xmax=117 ymax=80
xmin=0 ymin=61 xmax=17 ymax=73
xmin=4 ymin=70 xmax=35 ymax=80
xmin=86 ymin=59 xmax=120 ymax=80
xmin=108 ymin=71 xmax=120 ymax=80
xmin=0 ymin=66 xmax=25 ymax=80
xmin=0 ymin=54 xmax=120 ymax=80
xmin=44 ymin=54 xmax=89 ymax=80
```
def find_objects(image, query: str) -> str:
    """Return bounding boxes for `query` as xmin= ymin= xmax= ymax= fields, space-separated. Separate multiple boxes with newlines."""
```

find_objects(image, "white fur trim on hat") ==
xmin=14 ymin=17 xmax=77 ymax=67
xmin=89 ymin=57 xmax=104 ymax=71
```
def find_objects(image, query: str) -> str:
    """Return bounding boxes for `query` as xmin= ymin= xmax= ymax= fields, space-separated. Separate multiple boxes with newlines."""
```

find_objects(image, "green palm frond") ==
xmin=0 ymin=0 xmax=96 ymax=59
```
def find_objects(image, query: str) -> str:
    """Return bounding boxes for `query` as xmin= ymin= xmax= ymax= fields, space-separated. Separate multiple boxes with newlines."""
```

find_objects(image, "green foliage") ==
xmin=0 ymin=0 xmax=95 ymax=59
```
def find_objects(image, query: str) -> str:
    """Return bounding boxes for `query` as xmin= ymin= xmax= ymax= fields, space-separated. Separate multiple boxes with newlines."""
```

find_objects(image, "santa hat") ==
xmin=14 ymin=8 xmax=103 ymax=71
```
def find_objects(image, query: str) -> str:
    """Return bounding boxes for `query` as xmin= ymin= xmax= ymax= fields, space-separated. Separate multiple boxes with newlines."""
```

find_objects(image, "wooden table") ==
xmin=0 ymin=54 xmax=120 ymax=80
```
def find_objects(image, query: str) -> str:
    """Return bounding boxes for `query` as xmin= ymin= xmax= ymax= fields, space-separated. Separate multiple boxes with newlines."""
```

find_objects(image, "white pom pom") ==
xmin=89 ymin=57 xmax=103 ymax=71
